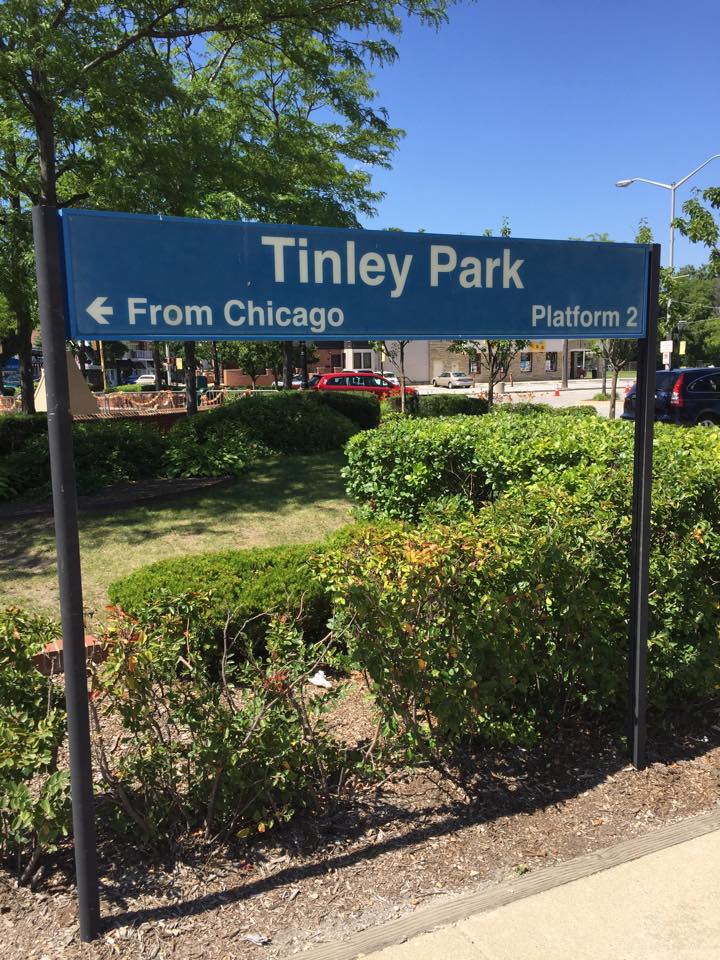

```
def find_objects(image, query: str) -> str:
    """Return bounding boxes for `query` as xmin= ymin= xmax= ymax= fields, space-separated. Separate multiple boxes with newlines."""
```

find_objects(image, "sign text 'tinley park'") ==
xmin=60 ymin=210 xmax=651 ymax=342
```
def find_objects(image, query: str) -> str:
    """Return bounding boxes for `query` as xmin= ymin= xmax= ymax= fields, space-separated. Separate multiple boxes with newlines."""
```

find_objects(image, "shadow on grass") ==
xmin=1 ymin=452 xmax=352 ymax=581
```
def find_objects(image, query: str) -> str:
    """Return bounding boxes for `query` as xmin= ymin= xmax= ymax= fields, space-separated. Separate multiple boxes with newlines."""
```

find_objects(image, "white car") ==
xmin=432 ymin=371 xmax=474 ymax=388
xmin=132 ymin=373 xmax=159 ymax=386
xmin=375 ymin=371 xmax=400 ymax=386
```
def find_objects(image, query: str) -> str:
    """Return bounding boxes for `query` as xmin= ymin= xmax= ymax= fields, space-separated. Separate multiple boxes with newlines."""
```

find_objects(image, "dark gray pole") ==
xmin=32 ymin=206 xmax=101 ymax=941
xmin=628 ymin=243 xmax=661 ymax=770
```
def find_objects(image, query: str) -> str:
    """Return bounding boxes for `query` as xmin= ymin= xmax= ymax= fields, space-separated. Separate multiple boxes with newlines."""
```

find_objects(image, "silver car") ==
xmin=432 ymin=370 xmax=474 ymax=388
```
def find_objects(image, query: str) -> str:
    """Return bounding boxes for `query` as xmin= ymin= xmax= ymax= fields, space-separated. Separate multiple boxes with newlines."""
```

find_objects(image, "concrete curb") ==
xmin=297 ymin=805 xmax=720 ymax=960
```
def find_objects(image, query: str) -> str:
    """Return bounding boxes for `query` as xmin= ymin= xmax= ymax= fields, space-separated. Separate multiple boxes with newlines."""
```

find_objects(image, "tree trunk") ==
xmin=185 ymin=341 xmax=198 ymax=415
xmin=561 ymin=340 xmax=569 ymax=389
xmin=77 ymin=344 xmax=86 ymax=376
xmin=609 ymin=366 xmax=619 ymax=419
xmin=17 ymin=305 xmax=36 ymax=414
xmin=487 ymin=376 xmax=495 ymax=409
xmin=601 ymin=356 xmax=607 ymax=396
xmin=211 ymin=341 xmax=222 ymax=388
xmin=300 ymin=341 xmax=309 ymax=388
xmin=152 ymin=343 xmax=163 ymax=390
xmin=282 ymin=341 xmax=293 ymax=389
xmin=399 ymin=341 xmax=406 ymax=414
xmin=30 ymin=79 xmax=58 ymax=206
xmin=99 ymin=341 xmax=108 ymax=392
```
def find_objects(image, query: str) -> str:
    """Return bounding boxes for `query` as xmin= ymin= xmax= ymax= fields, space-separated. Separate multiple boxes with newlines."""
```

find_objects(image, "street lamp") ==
xmin=616 ymin=154 xmax=720 ymax=366
xmin=615 ymin=153 xmax=720 ymax=269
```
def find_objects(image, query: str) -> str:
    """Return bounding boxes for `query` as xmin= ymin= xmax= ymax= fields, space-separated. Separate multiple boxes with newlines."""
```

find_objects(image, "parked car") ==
xmin=273 ymin=374 xmax=321 ymax=388
xmin=375 ymin=370 xmax=400 ymax=386
xmin=130 ymin=373 xmax=159 ymax=387
xmin=432 ymin=370 xmax=474 ymax=388
xmin=622 ymin=367 xmax=720 ymax=427
xmin=313 ymin=371 xmax=418 ymax=398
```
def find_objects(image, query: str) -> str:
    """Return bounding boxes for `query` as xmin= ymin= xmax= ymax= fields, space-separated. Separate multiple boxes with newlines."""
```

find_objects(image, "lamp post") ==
xmin=616 ymin=153 xmax=720 ymax=270
xmin=616 ymin=154 xmax=720 ymax=364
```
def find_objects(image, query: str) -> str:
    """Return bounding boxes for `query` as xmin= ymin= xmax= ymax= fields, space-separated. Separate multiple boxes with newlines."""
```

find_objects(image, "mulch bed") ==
xmin=2 ymin=683 xmax=720 ymax=960
xmin=0 ymin=477 xmax=233 ymax=521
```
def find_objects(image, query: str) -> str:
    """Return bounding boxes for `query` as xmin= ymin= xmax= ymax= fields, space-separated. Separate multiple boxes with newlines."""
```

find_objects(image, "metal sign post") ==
xmin=31 ymin=208 xmax=659 ymax=941
xmin=32 ymin=206 xmax=101 ymax=941
xmin=628 ymin=243 xmax=660 ymax=769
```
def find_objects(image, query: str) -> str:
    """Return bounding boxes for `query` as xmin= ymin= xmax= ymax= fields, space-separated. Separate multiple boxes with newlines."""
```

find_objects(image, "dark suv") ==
xmin=622 ymin=367 xmax=720 ymax=426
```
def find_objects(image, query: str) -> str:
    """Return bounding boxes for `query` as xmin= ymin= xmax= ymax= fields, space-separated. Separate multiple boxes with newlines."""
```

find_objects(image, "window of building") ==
xmin=545 ymin=352 xmax=557 ymax=372
xmin=352 ymin=351 xmax=373 ymax=369
xmin=330 ymin=353 xmax=342 ymax=369
xmin=519 ymin=352 xmax=532 ymax=373
xmin=469 ymin=357 xmax=479 ymax=374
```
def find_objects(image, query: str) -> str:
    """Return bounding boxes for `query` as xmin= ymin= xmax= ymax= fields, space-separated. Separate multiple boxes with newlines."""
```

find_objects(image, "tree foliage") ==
xmin=673 ymin=187 xmax=720 ymax=275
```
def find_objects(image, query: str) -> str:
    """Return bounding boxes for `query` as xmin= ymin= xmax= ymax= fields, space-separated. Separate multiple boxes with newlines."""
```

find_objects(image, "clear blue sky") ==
xmin=362 ymin=0 xmax=720 ymax=269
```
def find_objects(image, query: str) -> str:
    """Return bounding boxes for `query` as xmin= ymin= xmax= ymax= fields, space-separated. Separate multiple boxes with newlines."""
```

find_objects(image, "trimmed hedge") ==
xmin=310 ymin=390 xmax=380 ymax=430
xmin=0 ymin=413 xmax=48 ymax=455
xmin=321 ymin=450 xmax=720 ymax=749
xmin=2 ymin=419 xmax=168 ymax=500
xmin=418 ymin=395 xmax=489 ymax=418
xmin=493 ymin=402 xmax=597 ymax=418
xmin=179 ymin=392 xmax=358 ymax=454
xmin=343 ymin=413 xmax=630 ymax=521
xmin=108 ymin=543 xmax=331 ymax=659
xmin=1 ymin=392 xmax=359 ymax=501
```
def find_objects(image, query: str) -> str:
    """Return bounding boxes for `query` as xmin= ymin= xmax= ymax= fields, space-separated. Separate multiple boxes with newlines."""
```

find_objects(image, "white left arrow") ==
xmin=86 ymin=296 xmax=113 ymax=325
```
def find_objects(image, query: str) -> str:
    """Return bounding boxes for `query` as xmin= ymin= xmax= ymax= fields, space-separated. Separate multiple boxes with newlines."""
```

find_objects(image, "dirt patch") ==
xmin=2 ymin=686 xmax=720 ymax=960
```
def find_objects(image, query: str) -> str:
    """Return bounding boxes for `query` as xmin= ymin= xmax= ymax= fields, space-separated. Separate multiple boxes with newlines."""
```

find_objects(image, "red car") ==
xmin=313 ymin=371 xmax=417 ymax=398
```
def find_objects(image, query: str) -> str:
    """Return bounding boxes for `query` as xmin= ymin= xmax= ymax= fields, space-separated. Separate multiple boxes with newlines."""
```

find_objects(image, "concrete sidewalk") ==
xmin=302 ymin=808 xmax=720 ymax=960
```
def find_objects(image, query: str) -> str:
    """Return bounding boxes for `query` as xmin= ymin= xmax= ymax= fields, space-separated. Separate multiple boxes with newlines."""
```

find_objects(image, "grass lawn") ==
xmin=0 ymin=451 xmax=352 ymax=623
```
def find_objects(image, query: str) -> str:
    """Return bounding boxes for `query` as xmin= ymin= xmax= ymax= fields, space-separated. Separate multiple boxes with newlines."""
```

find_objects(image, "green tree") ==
xmin=217 ymin=341 xmax=282 ymax=388
xmin=673 ymin=187 xmax=720 ymax=275
xmin=0 ymin=0 xmax=450 ymax=412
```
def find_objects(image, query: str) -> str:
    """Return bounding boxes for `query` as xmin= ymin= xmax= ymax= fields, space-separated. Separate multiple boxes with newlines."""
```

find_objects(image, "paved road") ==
xmin=415 ymin=379 xmax=629 ymax=418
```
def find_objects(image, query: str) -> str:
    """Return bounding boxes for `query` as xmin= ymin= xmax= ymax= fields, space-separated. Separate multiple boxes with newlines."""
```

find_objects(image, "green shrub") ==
xmin=0 ymin=413 xmax=48 ymax=455
xmin=310 ymin=390 xmax=380 ymax=429
xmin=165 ymin=416 xmax=268 ymax=478
xmin=552 ymin=405 xmax=598 ymax=417
xmin=108 ymin=543 xmax=332 ymax=660
xmin=492 ymin=401 xmax=553 ymax=416
xmin=182 ymin=392 xmax=358 ymax=454
xmin=320 ymin=459 xmax=720 ymax=755
xmin=1 ymin=418 xmax=169 ymax=501
xmin=92 ymin=603 xmax=352 ymax=838
xmin=0 ymin=608 xmax=70 ymax=881
xmin=72 ymin=420 xmax=169 ymax=493
xmin=343 ymin=413 xmax=631 ymax=521
xmin=418 ymin=394 xmax=489 ymax=418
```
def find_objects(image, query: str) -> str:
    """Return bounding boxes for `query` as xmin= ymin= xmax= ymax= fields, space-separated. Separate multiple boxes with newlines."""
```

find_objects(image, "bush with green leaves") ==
xmin=309 ymin=390 xmax=380 ymax=429
xmin=0 ymin=412 xmax=48 ymax=455
xmin=492 ymin=402 xmax=597 ymax=417
xmin=417 ymin=394 xmax=489 ymax=418
xmin=1 ymin=418 xmax=170 ymax=500
xmin=92 ymin=600 xmax=353 ymax=839
xmin=164 ymin=415 xmax=269 ymax=478
xmin=320 ymin=454 xmax=720 ymax=758
xmin=343 ymin=412 xmax=630 ymax=521
xmin=184 ymin=392 xmax=358 ymax=455
xmin=0 ymin=608 xmax=70 ymax=882
xmin=108 ymin=543 xmax=332 ymax=663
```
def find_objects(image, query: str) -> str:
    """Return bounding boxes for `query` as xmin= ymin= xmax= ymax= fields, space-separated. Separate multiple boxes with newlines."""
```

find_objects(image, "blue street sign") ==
xmin=59 ymin=209 xmax=650 ymax=342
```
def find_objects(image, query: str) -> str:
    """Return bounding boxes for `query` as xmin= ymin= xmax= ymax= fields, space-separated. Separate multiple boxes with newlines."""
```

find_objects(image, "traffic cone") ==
xmin=554 ymin=383 xmax=560 ymax=397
